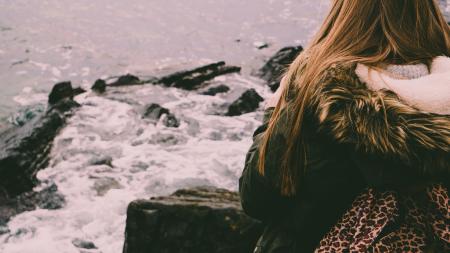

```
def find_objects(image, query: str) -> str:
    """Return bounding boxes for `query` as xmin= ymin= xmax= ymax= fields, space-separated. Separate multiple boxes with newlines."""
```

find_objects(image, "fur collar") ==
xmin=355 ymin=56 xmax=450 ymax=114
xmin=308 ymin=61 xmax=450 ymax=176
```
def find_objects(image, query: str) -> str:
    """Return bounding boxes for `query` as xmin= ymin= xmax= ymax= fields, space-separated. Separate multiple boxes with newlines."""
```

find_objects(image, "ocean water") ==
xmin=0 ymin=1 xmax=449 ymax=253
xmin=0 ymin=1 xmax=328 ymax=252
xmin=0 ymin=0 xmax=329 ymax=125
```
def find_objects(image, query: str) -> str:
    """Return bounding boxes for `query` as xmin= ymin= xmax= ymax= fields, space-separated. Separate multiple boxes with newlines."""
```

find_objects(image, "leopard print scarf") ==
xmin=315 ymin=184 xmax=449 ymax=252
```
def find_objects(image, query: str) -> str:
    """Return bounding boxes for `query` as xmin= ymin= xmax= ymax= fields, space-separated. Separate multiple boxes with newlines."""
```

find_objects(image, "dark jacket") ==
xmin=238 ymin=62 xmax=450 ymax=252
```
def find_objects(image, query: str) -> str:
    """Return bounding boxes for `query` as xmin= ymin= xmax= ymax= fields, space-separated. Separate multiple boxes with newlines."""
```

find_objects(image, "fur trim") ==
xmin=355 ymin=56 xmax=450 ymax=114
xmin=311 ymin=62 xmax=450 ymax=175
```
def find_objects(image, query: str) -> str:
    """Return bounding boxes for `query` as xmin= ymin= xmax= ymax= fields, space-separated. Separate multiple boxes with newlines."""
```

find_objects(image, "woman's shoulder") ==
xmin=319 ymin=61 xmax=362 ymax=89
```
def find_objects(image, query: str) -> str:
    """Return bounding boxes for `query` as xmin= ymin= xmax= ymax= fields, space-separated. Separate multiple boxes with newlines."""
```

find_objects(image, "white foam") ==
xmin=0 ymin=73 xmax=271 ymax=253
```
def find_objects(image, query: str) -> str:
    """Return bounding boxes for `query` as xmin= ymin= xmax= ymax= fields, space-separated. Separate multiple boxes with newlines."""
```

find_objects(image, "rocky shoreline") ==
xmin=0 ymin=45 xmax=301 ymax=250
xmin=123 ymin=187 xmax=263 ymax=253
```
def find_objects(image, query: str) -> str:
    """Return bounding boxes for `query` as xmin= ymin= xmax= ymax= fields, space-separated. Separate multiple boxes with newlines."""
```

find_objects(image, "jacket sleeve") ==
xmin=313 ymin=66 xmax=450 ymax=181
xmin=238 ymin=107 xmax=293 ymax=222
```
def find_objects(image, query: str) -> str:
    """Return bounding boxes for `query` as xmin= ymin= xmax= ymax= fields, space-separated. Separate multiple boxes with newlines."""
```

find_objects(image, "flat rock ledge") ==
xmin=123 ymin=186 xmax=262 ymax=253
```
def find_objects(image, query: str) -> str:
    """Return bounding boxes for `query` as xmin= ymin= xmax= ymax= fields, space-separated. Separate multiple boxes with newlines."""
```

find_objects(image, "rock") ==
xmin=258 ymin=45 xmax=303 ymax=91
xmin=92 ymin=177 xmax=123 ymax=196
xmin=143 ymin=103 xmax=179 ymax=128
xmin=143 ymin=103 xmax=169 ymax=121
xmin=0 ymin=183 xmax=65 ymax=227
xmin=0 ymin=98 xmax=80 ymax=198
xmin=253 ymin=41 xmax=269 ymax=50
xmin=88 ymin=155 xmax=113 ymax=167
xmin=72 ymin=87 xmax=87 ymax=96
xmin=226 ymin=89 xmax=264 ymax=116
xmin=91 ymin=79 xmax=107 ymax=93
xmin=201 ymin=84 xmax=230 ymax=96
xmin=72 ymin=238 xmax=97 ymax=249
xmin=48 ymin=81 xmax=85 ymax=104
xmin=162 ymin=114 xmax=180 ymax=128
xmin=123 ymin=186 xmax=263 ymax=253
xmin=110 ymin=74 xmax=141 ymax=86
xmin=48 ymin=81 xmax=74 ymax=104
xmin=157 ymin=62 xmax=241 ymax=90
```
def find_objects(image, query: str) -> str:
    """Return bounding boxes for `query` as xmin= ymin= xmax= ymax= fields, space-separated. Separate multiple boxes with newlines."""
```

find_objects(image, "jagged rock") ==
xmin=88 ymin=155 xmax=113 ymax=167
xmin=123 ymin=186 xmax=262 ymax=253
xmin=143 ymin=103 xmax=179 ymax=128
xmin=258 ymin=45 xmax=303 ymax=91
xmin=110 ymin=74 xmax=141 ymax=86
xmin=253 ymin=41 xmax=269 ymax=50
xmin=0 ymin=183 xmax=65 ymax=226
xmin=226 ymin=89 xmax=264 ymax=116
xmin=91 ymin=79 xmax=107 ymax=93
xmin=48 ymin=81 xmax=78 ymax=104
xmin=0 ymin=98 xmax=80 ymax=198
xmin=143 ymin=103 xmax=169 ymax=121
xmin=157 ymin=62 xmax=241 ymax=90
xmin=48 ymin=81 xmax=85 ymax=104
xmin=72 ymin=238 xmax=97 ymax=249
xmin=72 ymin=87 xmax=86 ymax=96
xmin=201 ymin=84 xmax=230 ymax=96
xmin=162 ymin=114 xmax=180 ymax=128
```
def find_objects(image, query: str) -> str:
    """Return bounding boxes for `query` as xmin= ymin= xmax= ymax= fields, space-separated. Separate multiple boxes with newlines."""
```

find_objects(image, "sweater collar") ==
xmin=355 ymin=56 xmax=450 ymax=115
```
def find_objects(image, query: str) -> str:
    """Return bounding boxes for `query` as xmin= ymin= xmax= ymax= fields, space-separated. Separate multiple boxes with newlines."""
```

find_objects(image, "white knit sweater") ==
xmin=355 ymin=56 xmax=450 ymax=114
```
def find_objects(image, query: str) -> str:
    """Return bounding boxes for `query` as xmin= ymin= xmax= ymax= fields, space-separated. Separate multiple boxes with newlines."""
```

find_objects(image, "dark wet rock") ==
xmin=92 ymin=177 xmax=123 ymax=196
xmin=258 ymin=45 xmax=303 ymax=91
xmin=72 ymin=238 xmax=98 ymax=249
xmin=162 ymin=114 xmax=180 ymax=128
xmin=89 ymin=155 xmax=113 ymax=167
xmin=91 ymin=79 xmax=107 ymax=93
xmin=0 ymin=98 xmax=80 ymax=198
xmin=47 ymin=99 xmax=80 ymax=114
xmin=48 ymin=81 xmax=85 ymax=104
xmin=253 ymin=41 xmax=269 ymax=49
xmin=48 ymin=81 xmax=74 ymax=104
xmin=0 ymin=183 xmax=65 ymax=227
xmin=143 ymin=104 xmax=170 ymax=121
xmin=72 ymin=87 xmax=87 ymax=96
xmin=123 ymin=186 xmax=263 ymax=253
xmin=157 ymin=61 xmax=241 ymax=90
xmin=226 ymin=89 xmax=264 ymax=116
xmin=201 ymin=84 xmax=230 ymax=96
xmin=109 ymin=74 xmax=141 ymax=86
xmin=143 ymin=103 xmax=179 ymax=128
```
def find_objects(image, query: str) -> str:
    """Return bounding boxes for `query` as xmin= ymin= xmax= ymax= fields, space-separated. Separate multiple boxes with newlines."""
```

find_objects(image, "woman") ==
xmin=239 ymin=0 xmax=450 ymax=252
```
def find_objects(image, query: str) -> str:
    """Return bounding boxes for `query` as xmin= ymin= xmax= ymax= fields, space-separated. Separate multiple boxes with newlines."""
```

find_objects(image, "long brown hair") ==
xmin=258 ymin=0 xmax=450 ymax=196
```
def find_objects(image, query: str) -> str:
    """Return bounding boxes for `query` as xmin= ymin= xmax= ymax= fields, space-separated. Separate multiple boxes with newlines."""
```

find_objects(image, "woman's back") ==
xmin=240 ymin=61 xmax=449 ymax=252
xmin=239 ymin=0 xmax=450 ymax=252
